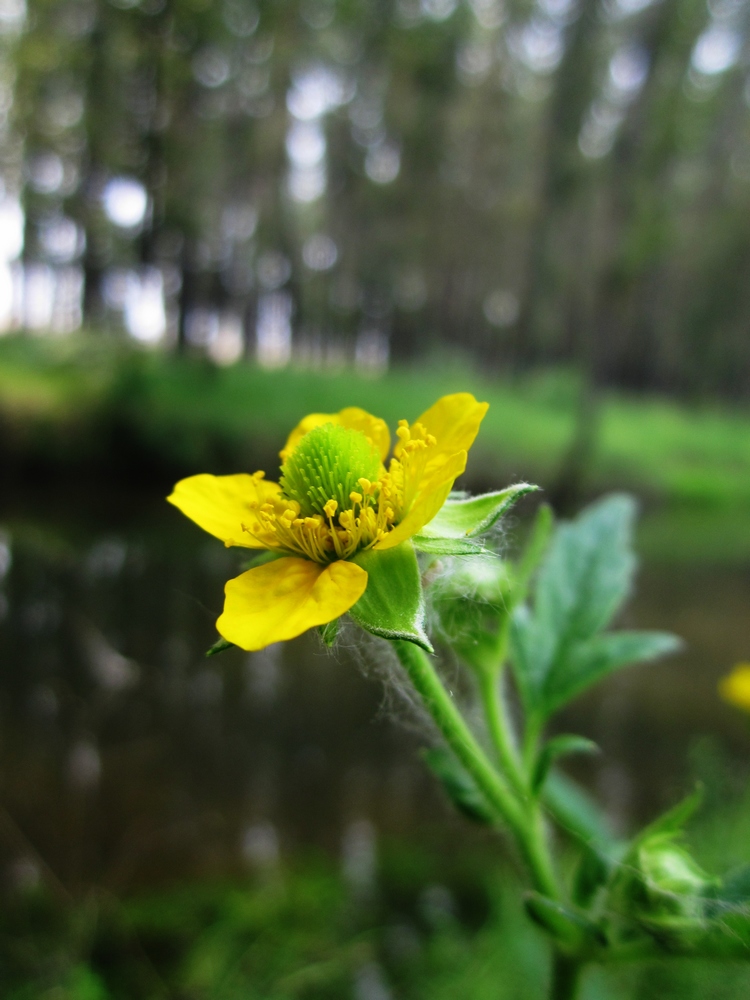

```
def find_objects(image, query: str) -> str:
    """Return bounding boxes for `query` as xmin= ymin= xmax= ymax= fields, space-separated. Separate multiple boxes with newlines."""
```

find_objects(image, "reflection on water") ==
xmin=0 ymin=486 xmax=749 ymax=895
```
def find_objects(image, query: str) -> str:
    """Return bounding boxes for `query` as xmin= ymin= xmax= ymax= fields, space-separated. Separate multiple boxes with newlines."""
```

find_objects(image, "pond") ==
xmin=0 ymin=482 xmax=749 ymax=897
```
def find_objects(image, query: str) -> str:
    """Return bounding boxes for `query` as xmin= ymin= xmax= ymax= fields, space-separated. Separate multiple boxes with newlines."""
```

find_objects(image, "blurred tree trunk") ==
xmin=516 ymin=0 xmax=602 ymax=367
xmin=595 ymin=0 xmax=707 ymax=391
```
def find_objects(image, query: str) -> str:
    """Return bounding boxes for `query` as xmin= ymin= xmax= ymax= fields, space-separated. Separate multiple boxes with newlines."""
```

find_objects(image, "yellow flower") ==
xmin=718 ymin=663 xmax=750 ymax=713
xmin=168 ymin=392 xmax=488 ymax=651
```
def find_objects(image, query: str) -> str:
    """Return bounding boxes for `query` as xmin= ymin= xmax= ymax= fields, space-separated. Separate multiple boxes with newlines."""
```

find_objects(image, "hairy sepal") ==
xmin=412 ymin=535 xmax=490 ymax=556
xmin=349 ymin=542 xmax=433 ymax=651
xmin=420 ymin=484 xmax=538 ymax=540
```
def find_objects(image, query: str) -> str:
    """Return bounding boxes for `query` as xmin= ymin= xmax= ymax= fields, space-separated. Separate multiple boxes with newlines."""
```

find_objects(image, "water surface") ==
xmin=0 ymin=485 xmax=748 ymax=895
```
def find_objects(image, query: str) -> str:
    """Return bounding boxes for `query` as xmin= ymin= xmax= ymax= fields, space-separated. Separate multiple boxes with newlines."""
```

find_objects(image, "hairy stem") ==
xmin=394 ymin=640 xmax=559 ymax=900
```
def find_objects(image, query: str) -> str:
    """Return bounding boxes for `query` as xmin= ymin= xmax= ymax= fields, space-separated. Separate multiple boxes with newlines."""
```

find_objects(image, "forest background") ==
xmin=2 ymin=0 xmax=750 ymax=998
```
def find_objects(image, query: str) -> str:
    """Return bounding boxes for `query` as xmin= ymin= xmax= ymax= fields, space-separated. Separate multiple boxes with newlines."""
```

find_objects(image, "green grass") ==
xmin=5 ymin=799 xmax=750 ymax=1000
xmin=2 ymin=334 xmax=750 ymax=562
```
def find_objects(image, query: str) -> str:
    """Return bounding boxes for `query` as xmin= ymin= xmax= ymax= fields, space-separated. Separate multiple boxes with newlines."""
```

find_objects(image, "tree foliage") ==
xmin=4 ymin=0 xmax=750 ymax=393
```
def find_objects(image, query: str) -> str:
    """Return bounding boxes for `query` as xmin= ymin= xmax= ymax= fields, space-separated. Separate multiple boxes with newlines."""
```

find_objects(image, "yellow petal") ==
xmin=719 ymin=663 xmax=750 ymax=713
xmin=217 ymin=557 xmax=368 ymax=650
xmin=281 ymin=406 xmax=391 ymax=462
xmin=415 ymin=393 xmax=489 ymax=475
xmin=376 ymin=450 xmax=467 ymax=550
xmin=167 ymin=473 xmax=280 ymax=548
xmin=338 ymin=407 xmax=391 ymax=461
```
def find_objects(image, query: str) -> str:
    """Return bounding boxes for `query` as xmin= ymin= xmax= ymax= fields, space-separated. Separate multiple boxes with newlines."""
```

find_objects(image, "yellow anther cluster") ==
xmin=238 ymin=417 xmax=442 ymax=565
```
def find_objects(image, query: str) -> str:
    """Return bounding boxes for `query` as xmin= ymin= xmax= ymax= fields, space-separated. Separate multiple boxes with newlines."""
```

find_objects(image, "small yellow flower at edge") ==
xmin=719 ymin=663 xmax=750 ymax=714
xmin=167 ymin=392 xmax=488 ymax=652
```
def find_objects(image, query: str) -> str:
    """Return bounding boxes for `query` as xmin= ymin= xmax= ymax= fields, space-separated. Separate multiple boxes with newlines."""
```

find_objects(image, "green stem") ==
xmin=478 ymin=668 xmax=526 ymax=799
xmin=523 ymin=713 xmax=544 ymax=776
xmin=550 ymin=952 xmax=582 ymax=1000
xmin=394 ymin=640 xmax=559 ymax=900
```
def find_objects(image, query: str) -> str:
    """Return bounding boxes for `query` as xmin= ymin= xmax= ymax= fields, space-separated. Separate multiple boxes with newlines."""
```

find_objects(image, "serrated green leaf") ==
xmin=412 ymin=535 xmax=490 ymax=556
xmin=420 ymin=484 xmax=538 ymax=539
xmin=206 ymin=637 xmax=234 ymax=657
xmin=542 ymin=630 xmax=682 ymax=716
xmin=511 ymin=496 xmax=638 ymax=713
xmin=510 ymin=495 xmax=681 ymax=718
xmin=422 ymin=747 xmax=495 ymax=825
xmin=539 ymin=494 xmax=637 ymax=639
xmin=543 ymin=770 xmax=615 ymax=846
xmin=532 ymin=735 xmax=599 ymax=794
xmin=349 ymin=542 xmax=433 ymax=651
xmin=508 ymin=604 xmax=547 ymax=713
xmin=514 ymin=503 xmax=554 ymax=602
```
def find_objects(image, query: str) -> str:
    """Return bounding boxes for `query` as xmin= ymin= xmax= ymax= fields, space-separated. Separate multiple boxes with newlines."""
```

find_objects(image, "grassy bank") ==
xmin=2 ymin=334 xmax=750 ymax=562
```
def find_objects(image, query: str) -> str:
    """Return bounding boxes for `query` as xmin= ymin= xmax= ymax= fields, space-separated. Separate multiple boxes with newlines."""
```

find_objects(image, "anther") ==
xmin=323 ymin=499 xmax=338 ymax=518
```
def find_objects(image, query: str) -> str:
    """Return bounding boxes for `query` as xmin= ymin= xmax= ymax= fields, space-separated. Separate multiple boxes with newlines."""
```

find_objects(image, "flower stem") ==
xmin=550 ymin=952 xmax=582 ymax=1000
xmin=477 ymin=667 xmax=526 ymax=799
xmin=394 ymin=640 xmax=559 ymax=900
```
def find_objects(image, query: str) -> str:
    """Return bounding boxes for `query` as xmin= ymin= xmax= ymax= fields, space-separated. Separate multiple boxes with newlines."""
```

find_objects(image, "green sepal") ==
xmin=420 ymin=484 xmax=538 ymax=540
xmin=317 ymin=619 xmax=339 ymax=647
xmin=412 ymin=535 xmax=490 ymax=556
xmin=206 ymin=637 xmax=234 ymax=657
xmin=422 ymin=747 xmax=496 ymax=825
xmin=628 ymin=785 xmax=704 ymax=857
xmin=532 ymin=735 xmax=599 ymax=795
xmin=524 ymin=892 xmax=606 ymax=947
xmin=349 ymin=542 xmax=433 ymax=652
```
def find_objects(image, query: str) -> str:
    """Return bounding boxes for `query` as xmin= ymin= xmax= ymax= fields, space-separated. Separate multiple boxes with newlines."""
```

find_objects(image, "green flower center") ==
xmin=280 ymin=423 xmax=380 ymax=518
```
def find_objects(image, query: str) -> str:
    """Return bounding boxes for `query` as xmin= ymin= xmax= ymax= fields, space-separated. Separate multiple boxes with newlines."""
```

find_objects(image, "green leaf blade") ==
xmin=422 ymin=747 xmax=496 ymax=825
xmin=543 ymin=770 xmax=616 ymax=847
xmin=543 ymin=630 xmax=682 ymax=716
xmin=536 ymin=493 xmax=637 ymax=645
xmin=532 ymin=734 xmax=599 ymax=794
xmin=509 ymin=494 xmax=681 ymax=719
